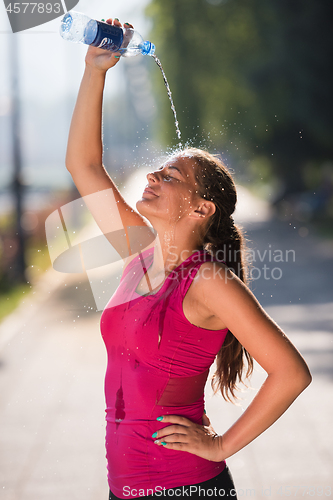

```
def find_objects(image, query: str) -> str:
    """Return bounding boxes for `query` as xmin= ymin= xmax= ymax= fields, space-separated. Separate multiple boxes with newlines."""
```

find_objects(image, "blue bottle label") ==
xmin=90 ymin=21 xmax=123 ymax=51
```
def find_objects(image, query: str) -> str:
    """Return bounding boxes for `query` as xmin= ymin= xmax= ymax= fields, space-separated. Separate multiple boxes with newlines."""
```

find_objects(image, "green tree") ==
xmin=147 ymin=0 xmax=333 ymax=192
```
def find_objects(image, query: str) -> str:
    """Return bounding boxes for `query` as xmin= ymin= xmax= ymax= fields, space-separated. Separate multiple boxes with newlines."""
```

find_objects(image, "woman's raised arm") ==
xmin=65 ymin=18 xmax=149 ymax=232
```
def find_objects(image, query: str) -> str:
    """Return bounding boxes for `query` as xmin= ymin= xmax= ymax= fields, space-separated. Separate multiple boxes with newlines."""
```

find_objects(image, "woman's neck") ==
xmin=148 ymin=229 xmax=203 ymax=278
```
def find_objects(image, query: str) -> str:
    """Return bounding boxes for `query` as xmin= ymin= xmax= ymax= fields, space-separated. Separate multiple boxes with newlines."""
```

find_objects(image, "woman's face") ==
xmin=136 ymin=156 xmax=203 ymax=225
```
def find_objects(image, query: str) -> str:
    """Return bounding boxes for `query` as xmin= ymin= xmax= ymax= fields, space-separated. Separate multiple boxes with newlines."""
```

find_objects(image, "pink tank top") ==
xmin=100 ymin=248 xmax=229 ymax=498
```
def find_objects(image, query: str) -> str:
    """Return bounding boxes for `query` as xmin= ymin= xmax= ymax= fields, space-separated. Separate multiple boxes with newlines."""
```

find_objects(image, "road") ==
xmin=0 ymin=174 xmax=332 ymax=500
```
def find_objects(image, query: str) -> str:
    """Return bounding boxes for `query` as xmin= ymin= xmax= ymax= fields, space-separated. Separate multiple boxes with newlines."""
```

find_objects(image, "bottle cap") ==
xmin=141 ymin=41 xmax=155 ymax=56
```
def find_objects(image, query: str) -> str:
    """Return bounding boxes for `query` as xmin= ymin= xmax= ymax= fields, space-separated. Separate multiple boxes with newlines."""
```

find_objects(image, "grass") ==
xmin=0 ymin=189 xmax=83 ymax=324
xmin=0 ymin=240 xmax=52 ymax=324
xmin=0 ymin=283 xmax=31 ymax=323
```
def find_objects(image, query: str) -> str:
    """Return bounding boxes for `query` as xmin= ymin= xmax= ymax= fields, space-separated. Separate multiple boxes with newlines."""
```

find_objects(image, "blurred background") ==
xmin=148 ymin=0 xmax=333 ymax=219
xmin=0 ymin=0 xmax=332 ymax=499
xmin=1 ymin=0 xmax=333 ymax=306
xmin=0 ymin=0 xmax=158 ymax=309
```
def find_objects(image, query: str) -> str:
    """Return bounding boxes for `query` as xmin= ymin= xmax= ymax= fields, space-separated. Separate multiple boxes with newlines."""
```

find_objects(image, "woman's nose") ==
xmin=147 ymin=171 xmax=158 ymax=183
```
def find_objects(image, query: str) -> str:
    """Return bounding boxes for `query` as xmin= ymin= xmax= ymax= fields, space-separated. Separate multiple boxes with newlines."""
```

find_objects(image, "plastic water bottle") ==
xmin=60 ymin=11 xmax=155 ymax=57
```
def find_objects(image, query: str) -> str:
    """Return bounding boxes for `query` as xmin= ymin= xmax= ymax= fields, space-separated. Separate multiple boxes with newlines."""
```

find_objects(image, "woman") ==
xmin=65 ymin=18 xmax=312 ymax=499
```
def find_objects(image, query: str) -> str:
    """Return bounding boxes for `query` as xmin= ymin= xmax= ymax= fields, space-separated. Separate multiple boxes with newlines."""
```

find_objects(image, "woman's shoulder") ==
xmin=181 ymin=259 xmax=231 ymax=331
xmin=193 ymin=257 xmax=230 ymax=280
xmin=189 ymin=259 xmax=246 ymax=300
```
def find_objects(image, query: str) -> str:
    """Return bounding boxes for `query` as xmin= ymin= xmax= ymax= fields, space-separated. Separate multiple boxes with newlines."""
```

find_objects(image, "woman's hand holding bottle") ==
xmin=85 ymin=18 xmax=133 ymax=72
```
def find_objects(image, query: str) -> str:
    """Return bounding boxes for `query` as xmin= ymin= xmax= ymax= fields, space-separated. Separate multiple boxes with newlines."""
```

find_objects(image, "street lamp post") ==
xmin=10 ymin=34 xmax=27 ymax=283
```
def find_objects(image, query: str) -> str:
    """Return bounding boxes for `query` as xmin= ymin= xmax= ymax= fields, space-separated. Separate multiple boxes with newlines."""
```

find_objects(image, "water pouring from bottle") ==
xmin=60 ymin=12 xmax=182 ymax=144
xmin=152 ymin=54 xmax=182 ymax=145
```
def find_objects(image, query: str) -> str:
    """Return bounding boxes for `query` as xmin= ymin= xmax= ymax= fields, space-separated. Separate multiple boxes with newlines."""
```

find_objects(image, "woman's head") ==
xmin=162 ymin=148 xmax=246 ymax=278
xmin=171 ymin=148 xmax=237 ymax=212
xmin=137 ymin=148 xmax=238 ymax=249
xmin=169 ymin=148 xmax=238 ymax=250
xmin=136 ymin=152 xmax=216 ymax=238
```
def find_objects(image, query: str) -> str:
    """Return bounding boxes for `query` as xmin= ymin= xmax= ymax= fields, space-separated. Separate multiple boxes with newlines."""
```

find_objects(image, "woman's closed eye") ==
xmin=163 ymin=174 xmax=174 ymax=181
xmin=163 ymin=171 xmax=182 ymax=182
xmin=155 ymin=166 xmax=181 ymax=182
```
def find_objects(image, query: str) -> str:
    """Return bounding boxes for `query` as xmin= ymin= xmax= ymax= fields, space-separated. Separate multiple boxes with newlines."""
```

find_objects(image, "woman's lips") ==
xmin=142 ymin=187 xmax=158 ymax=197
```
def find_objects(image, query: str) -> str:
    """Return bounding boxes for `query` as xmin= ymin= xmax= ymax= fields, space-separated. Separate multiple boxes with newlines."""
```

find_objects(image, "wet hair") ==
xmin=173 ymin=147 xmax=253 ymax=402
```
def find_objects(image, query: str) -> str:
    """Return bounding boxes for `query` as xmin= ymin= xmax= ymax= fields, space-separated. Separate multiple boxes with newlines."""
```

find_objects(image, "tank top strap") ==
xmin=121 ymin=248 xmax=226 ymax=299
xmin=120 ymin=246 xmax=154 ymax=284
xmin=180 ymin=250 xmax=226 ymax=298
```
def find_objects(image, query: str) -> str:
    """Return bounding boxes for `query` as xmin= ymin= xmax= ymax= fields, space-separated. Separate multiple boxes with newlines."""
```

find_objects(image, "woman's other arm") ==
xmin=154 ymin=263 xmax=311 ymax=461
xmin=208 ymin=266 xmax=312 ymax=460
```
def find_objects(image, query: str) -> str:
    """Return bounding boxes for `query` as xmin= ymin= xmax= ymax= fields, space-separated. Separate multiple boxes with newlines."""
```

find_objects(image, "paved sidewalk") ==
xmin=0 ymin=176 xmax=332 ymax=500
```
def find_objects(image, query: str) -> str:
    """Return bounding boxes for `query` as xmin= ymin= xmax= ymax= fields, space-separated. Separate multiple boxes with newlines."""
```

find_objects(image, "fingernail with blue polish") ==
xmin=204 ymin=409 xmax=206 ymax=414
xmin=161 ymin=442 xmax=167 ymax=446
xmin=156 ymin=416 xmax=163 ymax=421
xmin=152 ymin=432 xmax=157 ymax=438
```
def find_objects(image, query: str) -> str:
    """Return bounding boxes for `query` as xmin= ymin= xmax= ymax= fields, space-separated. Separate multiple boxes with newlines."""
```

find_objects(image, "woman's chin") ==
xmin=136 ymin=198 xmax=151 ymax=216
xmin=136 ymin=199 xmax=167 ymax=224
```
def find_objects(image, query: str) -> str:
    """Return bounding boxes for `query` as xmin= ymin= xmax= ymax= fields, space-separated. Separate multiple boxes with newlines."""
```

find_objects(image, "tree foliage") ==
xmin=147 ymin=0 xmax=333 ymax=192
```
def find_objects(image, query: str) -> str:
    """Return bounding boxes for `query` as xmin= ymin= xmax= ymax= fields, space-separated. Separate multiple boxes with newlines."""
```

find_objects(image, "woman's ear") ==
xmin=190 ymin=201 xmax=216 ymax=220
